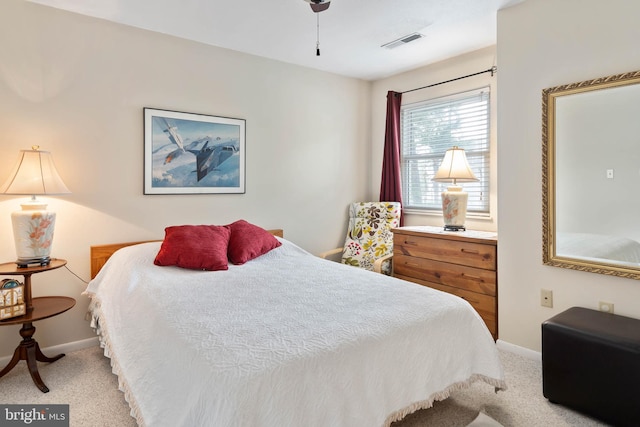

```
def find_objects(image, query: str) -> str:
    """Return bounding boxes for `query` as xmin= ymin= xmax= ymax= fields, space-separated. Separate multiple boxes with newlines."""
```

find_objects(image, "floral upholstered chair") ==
xmin=320 ymin=202 xmax=401 ymax=275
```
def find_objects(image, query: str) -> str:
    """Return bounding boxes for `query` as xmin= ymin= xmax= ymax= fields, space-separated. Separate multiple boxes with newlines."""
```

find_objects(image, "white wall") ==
xmin=555 ymin=85 xmax=640 ymax=241
xmin=0 ymin=1 xmax=371 ymax=357
xmin=370 ymin=46 xmax=498 ymax=232
xmin=497 ymin=0 xmax=640 ymax=351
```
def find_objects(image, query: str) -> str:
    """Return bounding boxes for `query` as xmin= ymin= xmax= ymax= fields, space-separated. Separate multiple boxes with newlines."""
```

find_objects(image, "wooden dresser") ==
xmin=392 ymin=226 xmax=498 ymax=339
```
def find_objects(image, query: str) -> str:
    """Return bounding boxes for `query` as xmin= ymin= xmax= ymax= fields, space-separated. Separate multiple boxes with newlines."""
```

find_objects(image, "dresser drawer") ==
xmin=396 ymin=273 xmax=497 ymax=337
xmin=394 ymin=234 xmax=496 ymax=270
xmin=392 ymin=226 xmax=498 ymax=340
xmin=394 ymin=254 xmax=496 ymax=296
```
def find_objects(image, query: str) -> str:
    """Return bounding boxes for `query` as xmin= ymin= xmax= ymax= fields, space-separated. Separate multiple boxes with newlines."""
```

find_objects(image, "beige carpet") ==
xmin=0 ymin=346 xmax=610 ymax=427
xmin=467 ymin=412 xmax=503 ymax=426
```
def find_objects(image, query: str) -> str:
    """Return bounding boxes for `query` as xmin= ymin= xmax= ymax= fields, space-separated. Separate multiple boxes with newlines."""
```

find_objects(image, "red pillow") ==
xmin=154 ymin=225 xmax=231 ymax=271
xmin=226 ymin=220 xmax=281 ymax=265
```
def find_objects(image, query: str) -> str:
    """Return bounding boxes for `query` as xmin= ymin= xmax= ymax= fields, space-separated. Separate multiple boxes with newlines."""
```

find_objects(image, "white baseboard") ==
xmin=0 ymin=336 xmax=99 ymax=366
xmin=497 ymin=339 xmax=541 ymax=362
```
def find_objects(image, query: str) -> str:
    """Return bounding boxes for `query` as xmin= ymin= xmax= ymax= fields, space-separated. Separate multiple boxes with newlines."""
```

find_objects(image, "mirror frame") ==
xmin=542 ymin=70 xmax=640 ymax=280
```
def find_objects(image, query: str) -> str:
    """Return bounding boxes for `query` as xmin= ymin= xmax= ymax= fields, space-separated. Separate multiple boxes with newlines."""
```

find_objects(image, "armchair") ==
xmin=320 ymin=202 xmax=401 ymax=275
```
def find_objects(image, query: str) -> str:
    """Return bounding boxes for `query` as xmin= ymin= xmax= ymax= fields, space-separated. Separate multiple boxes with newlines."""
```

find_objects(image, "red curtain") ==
xmin=379 ymin=91 xmax=404 ymax=225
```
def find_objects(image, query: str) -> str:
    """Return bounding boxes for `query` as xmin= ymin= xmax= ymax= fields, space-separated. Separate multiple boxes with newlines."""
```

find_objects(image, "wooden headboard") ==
xmin=90 ymin=229 xmax=284 ymax=279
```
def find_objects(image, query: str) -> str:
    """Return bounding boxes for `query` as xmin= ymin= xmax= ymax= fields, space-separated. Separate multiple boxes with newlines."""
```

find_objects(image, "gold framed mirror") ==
xmin=542 ymin=70 xmax=640 ymax=280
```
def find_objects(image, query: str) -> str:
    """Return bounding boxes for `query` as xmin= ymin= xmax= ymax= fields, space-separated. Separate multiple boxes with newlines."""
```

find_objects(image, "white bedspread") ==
xmin=556 ymin=232 xmax=640 ymax=264
xmin=85 ymin=239 xmax=505 ymax=427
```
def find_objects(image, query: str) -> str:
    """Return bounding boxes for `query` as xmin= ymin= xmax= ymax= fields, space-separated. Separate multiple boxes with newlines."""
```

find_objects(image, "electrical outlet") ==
xmin=541 ymin=289 xmax=553 ymax=308
xmin=599 ymin=301 xmax=614 ymax=314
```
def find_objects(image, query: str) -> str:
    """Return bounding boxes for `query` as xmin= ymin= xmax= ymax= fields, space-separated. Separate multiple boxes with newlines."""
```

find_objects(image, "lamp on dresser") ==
xmin=0 ymin=146 xmax=70 ymax=267
xmin=432 ymin=146 xmax=478 ymax=231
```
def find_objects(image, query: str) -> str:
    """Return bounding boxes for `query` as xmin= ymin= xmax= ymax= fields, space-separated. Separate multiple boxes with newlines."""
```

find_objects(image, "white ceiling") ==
xmin=28 ymin=0 xmax=523 ymax=81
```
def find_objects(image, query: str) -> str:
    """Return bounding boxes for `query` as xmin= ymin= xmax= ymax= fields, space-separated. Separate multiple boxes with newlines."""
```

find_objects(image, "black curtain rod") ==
xmin=398 ymin=66 xmax=497 ymax=95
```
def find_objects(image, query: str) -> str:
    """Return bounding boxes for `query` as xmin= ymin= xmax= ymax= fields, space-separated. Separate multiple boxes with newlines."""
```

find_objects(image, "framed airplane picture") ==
xmin=143 ymin=108 xmax=246 ymax=194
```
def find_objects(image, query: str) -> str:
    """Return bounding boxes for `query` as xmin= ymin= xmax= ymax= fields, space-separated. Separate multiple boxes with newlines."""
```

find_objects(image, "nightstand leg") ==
xmin=0 ymin=322 xmax=65 ymax=393
xmin=0 ymin=346 xmax=22 ymax=378
xmin=25 ymin=343 xmax=49 ymax=393
xmin=35 ymin=341 xmax=65 ymax=363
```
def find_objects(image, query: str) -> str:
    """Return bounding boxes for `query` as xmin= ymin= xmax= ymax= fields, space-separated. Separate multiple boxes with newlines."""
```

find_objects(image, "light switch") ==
xmin=606 ymin=169 xmax=614 ymax=179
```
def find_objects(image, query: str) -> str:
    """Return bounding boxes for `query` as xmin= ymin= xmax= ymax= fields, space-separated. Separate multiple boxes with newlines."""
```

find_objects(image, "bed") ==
xmin=84 ymin=223 xmax=505 ymax=427
xmin=556 ymin=232 xmax=640 ymax=264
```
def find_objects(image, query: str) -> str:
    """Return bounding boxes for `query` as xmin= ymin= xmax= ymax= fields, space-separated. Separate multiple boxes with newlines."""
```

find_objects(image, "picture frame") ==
xmin=144 ymin=108 xmax=245 ymax=194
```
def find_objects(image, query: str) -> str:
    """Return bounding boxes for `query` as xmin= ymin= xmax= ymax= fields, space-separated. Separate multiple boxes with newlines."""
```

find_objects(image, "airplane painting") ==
xmin=143 ymin=108 xmax=245 ymax=194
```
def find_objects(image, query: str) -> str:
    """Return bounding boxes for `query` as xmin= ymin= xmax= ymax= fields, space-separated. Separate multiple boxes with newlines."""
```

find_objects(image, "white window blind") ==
xmin=401 ymin=87 xmax=490 ymax=213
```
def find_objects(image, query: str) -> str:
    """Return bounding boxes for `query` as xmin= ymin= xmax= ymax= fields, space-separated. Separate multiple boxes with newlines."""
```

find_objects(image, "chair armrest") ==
xmin=318 ymin=247 xmax=343 ymax=259
xmin=373 ymin=253 xmax=393 ymax=274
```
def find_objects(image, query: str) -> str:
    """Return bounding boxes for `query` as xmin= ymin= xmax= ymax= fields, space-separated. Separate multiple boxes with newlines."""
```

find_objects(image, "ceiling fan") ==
xmin=304 ymin=0 xmax=331 ymax=13
xmin=303 ymin=0 xmax=332 ymax=56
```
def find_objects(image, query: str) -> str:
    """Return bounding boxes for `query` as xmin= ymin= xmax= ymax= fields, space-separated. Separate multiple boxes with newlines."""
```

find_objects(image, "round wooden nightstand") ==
xmin=0 ymin=259 xmax=76 ymax=393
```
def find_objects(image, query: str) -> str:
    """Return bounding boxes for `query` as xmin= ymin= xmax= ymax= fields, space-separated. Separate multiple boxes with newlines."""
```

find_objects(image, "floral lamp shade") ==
xmin=0 ymin=146 xmax=70 ymax=267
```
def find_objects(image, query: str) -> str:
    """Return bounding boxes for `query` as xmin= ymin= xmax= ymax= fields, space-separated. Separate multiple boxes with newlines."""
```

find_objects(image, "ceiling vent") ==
xmin=381 ymin=32 xmax=424 ymax=50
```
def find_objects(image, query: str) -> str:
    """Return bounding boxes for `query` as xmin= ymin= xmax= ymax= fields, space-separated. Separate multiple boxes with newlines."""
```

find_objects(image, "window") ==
xmin=401 ymin=88 xmax=490 ymax=214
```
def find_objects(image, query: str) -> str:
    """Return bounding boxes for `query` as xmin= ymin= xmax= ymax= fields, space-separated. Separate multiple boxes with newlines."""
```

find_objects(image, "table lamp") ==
xmin=0 ymin=146 xmax=70 ymax=267
xmin=432 ymin=146 xmax=478 ymax=231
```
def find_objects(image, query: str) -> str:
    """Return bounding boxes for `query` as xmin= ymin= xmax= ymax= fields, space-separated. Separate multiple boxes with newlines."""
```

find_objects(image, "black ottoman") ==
xmin=542 ymin=307 xmax=640 ymax=426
